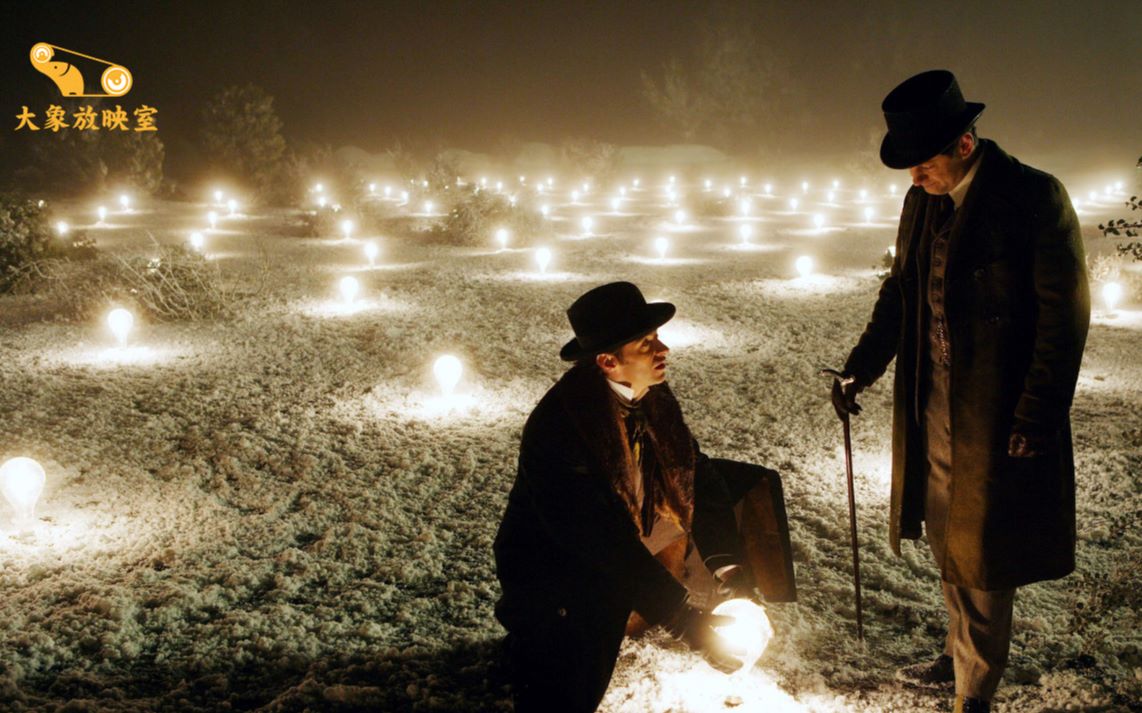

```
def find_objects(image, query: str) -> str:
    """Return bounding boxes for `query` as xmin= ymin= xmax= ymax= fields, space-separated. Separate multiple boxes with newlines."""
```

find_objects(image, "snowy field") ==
xmin=1 ymin=177 xmax=1139 ymax=712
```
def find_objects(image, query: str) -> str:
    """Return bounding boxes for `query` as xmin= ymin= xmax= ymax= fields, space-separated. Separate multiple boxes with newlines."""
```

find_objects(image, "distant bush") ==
xmin=12 ymin=245 xmax=251 ymax=322
xmin=560 ymin=137 xmax=619 ymax=185
xmin=1 ymin=195 xmax=96 ymax=292
xmin=8 ymin=127 xmax=165 ymax=197
xmin=432 ymin=190 xmax=544 ymax=247
xmin=200 ymin=84 xmax=290 ymax=205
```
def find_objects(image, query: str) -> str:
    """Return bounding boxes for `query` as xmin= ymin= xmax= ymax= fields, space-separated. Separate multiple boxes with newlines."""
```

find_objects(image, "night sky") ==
xmin=3 ymin=0 xmax=1139 ymax=176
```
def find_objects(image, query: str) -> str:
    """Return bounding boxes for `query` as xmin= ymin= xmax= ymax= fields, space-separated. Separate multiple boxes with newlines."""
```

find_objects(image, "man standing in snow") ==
xmin=494 ymin=281 xmax=754 ymax=712
xmin=833 ymin=70 xmax=1090 ymax=712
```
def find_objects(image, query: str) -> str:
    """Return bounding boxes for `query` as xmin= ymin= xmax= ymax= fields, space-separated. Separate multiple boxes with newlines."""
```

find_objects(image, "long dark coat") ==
xmin=844 ymin=140 xmax=1090 ymax=590
xmin=494 ymin=363 xmax=742 ymax=630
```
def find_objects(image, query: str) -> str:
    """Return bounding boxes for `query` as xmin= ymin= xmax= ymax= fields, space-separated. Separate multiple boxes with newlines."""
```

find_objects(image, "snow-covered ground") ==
xmin=1 ymin=177 xmax=1138 ymax=712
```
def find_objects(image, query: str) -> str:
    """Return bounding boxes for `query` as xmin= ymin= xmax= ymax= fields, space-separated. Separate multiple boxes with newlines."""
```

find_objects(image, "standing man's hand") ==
xmin=823 ymin=369 xmax=864 ymax=418
xmin=1008 ymin=421 xmax=1049 ymax=457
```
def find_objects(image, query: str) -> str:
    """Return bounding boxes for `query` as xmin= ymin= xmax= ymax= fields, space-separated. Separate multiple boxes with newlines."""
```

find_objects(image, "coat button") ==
xmin=556 ymin=607 xmax=568 ymax=617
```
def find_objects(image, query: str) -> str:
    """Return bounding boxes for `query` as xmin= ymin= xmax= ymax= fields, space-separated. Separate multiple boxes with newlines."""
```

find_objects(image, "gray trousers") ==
xmin=923 ymin=359 xmax=1015 ymax=701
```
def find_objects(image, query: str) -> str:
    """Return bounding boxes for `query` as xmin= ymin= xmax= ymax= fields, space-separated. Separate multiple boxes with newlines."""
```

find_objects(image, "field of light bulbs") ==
xmin=0 ymin=170 xmax=1138 ymax=712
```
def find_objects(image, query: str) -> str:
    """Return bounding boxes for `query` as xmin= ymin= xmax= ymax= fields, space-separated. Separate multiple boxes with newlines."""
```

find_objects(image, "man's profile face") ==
xmin=598 ymin=331 xmax=669 ymax=399
xmin=908 ymin=133 xmax=975 ymax=195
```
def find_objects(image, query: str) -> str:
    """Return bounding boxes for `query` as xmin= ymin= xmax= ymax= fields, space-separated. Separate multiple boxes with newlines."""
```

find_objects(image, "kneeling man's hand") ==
xmin=665 ymin=602 xmax=744 ymax=674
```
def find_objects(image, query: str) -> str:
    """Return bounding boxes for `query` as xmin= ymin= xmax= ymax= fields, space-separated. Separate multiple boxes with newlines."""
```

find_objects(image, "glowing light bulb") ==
xmin=207 ymin=211 xmax=218 ymax=229
xmin=711 ymin=598 xmax=773 ymax=673
xmin=738 ymin=224 xmax=753 ymax=243
xmin=541 ymin=204 xmax=551 ymax=218
xmin=722 ymin=187 xmax=732 ymax=198
xmin=318 ymin=196 xmax=327 ymax=208
xmin=384 ymin=185 xmax=392 ymax=197
xmin=496 ymin=181 xmax=503 ymax=192
xmin=827 ymin=191 xmax=836 ymax=203
xmin=0 ymin=457 xmax=46 ymax=529
xmin=668 ymin=175 xmax=676 ymax=185
xmin=400 ymin=191 xmax=409 ymax=202
xmin=832 ymin=179 xmax=840 ymax=189
xmin=369 ymin=183 xmax=376 ymax=194
xmin=889 ymin=184 xmax=898 ymax=196
xmin=424 ymin=201 xmax=434 ymax=214
xmin=55 ymin=220 xmax=69 ymax=236
xmin=547 ymin=177 xmax=554 ymax=187
xmin=1102 ymin=282 xmax=1123 ymax=311
xmin=571 ymin=190 xmax=580 ymax=203
xmin=119 ymin=194 xmax=131 ymax=210
xmin=341 ymin=219 xmax=354 ymax=240
xmin=363 ymin=241 xmax=379 ymax=266
xmin=535 ymin=247 xmax=552 ymax=273
xmin=864 ymin=207 xmax=875 ymax=223
xmin=315 ymin=183 xmax=324 ymax=193
xmin=189 ymin=231 xmax=205 ymax=251
xmin=1114 ymin=180 xmax=1124 ymax=192
xmin=739 ymin=175 xmax=748 ymax=187
xmin=704 ymin=179 xmax=713 ymax=190
xmin=795 ymin=255 xmax=814 ymax=278
xmin=859 ymin=189 xmax=868 ymax=202
xmin=339 ymin=276 xmax=360 ymax=304
xmin=739 ymin=199 xmax=751 ymax=216
xmin=673 ymin=209 xmax=687 ymax=225
xmin=433 ymin=355 xmax=463 ymax=396
xmin=655 ymin=236 xmax=669 ymax=260
xmin=801 ymin=181 xmax=810 ymax=193
xmin=812 ymin=213 xmax=826 ymax=230
xmin=619 ymin=186 xmax=627 ymax=197
xmin=611 ymin=197 xmax=621 ymax=212
xmin=789 ymin=198 xmax=799 ymax=211
xmin=227 ymin=198 xmax=238 ymax=216
xmin=581 ymin=216 xmax=594 ymax=235
xmin=107 ymin=307 xmax=134 ymax=346
xmin=1088 ymin=190 xmax=1097 ymax=201
xmin=97 ymin=205 xmax=107 ymax=223
xmin=887 ymin=245 xmax=897 ymax=258
xmin=632 ymin=178 xmax=641 ymax=188
xmin=495 ymin=227 xmax=510 ymax=249
xmin=764 ymin=183 xmax=773 ymax=196
xmin=213 ymin=189 xmax=223 ymax=204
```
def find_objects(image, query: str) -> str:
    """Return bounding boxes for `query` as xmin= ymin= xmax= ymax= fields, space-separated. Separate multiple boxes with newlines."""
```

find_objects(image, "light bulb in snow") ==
xmin=889 ymin=184 xmax=898 ymax=196
xmin=314 ymin=183 xmax=324 ymax=193
xmin=711 ymin=598 xmax=773 ymax=673
xmin=547 ymin=177 xmax=554 ymax=187
xmin=1102 ymin=282 xmax=1123 ymax=312
xmin=887 ymin=245 xmax=897 ymax=258
xmin=0 ymin=457 xmax=46 ymax=529
xmin=213 ymin=189 xmax=223 ymax=204
xmin=795 ymin=255 xmax=814 ymax=278
xmin=673 ymin=209 xmax=686 ymax=225
xmin=571 ymin=190 xmax=580 ymax=203
xmin=832 ymin=179 xmax=840 ymax=189
xmin=764 ymin=183 xmax=773 ymax=196
xmin=341 ymin=219 xmax=354 ymax=240
xmin=864 ymin=207 xmax=875 ymax=223
xmin=739 ymin=199 xmax=751 ymax=216
xmin=400 ymin=191 xmax=409 ymax=202
xmin=339 ymin=276 xmax=360 ymax=304
xmin=632 ymin=178 xmax=640 ymax=188
xmin=495 ymin=227 xmax=510 ymax=250
xmin=424 ymin=201 xmax=434 ymax=214
xmin=97 ymin=205 xmax=107 ymax=223
xmin=384 ymin=185 xmax=392 ymax=197
xmin=581 ymin=216 xmax=594 ymax=235
xmin=227 ymin=198 xmax=237 ymax=216
xmin=363 ymin=241 xmax=379 ymax=265
xmin=1114 ymin=181 xmax=1123 ymax=192
xmin=801 ymin=181 xmax=809 ymax=193
xmin=704 ymin=179 xmax=712 ymax=190
xmin=738 ymin=224 xmax=753 ymax=243
xmin=318 ymin=196 xmax=327 ymax=208
xmin=535 ymin=247 xmax=552 ymax=273
xmin=611 ymin=197 xmax=621 ymax=212
xmin=655 ymin=236 xmax=669 ymax=260
xmin=722 ymin=187 xmax=732 ymax=198
xmin=433 ymin=355 xmax=463 ymax=396
xmin=107 ymin=307 xmax=134 ymax=346
xmin=189 ymin=231 xmax=205 ymax=251
xmin=207 ymin=211 xmax=218 ymax=229
xmin=827 ymin=191 xmax=835 ymax=203
xmin=368 ymin=182 xmax=376 ymax=193
xmin=119 ymin=193 xmax=130 ymax=210
xmin=619 ymin=186 xmax=627 ymax=197
xmin=812 ymin=214 xmax=826 ymax=230
xmin=541 ymin=204 xmax=551 ymax=218
xmin=55 ymin=220 xmax=69 ymax=236
xmin=1088 ymin=190 xmax=1097 ymax=202
xmin=668 ymin=175 xmax=676 ymax=185
xmin=859 ymin=189 xmax=868 ymax=202
xmin=496 ymin=181 xmax=504 ymax=192
xmin=789 ymin=198 xmax=799 ymax=211
xmin=739 ymin=175 xmax=748 ymax=187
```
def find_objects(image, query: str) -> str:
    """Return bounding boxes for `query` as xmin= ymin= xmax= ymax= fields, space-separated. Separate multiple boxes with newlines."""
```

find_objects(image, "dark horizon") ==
xmin=2 ymin=0 xmax=1139 ymax=179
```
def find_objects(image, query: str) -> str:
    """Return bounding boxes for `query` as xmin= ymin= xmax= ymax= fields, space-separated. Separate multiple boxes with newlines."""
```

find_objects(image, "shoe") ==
xmin=895 ymin=653 xmax=954 ymax=689
xmin=954 ymin=695 xmax=990 ymax=713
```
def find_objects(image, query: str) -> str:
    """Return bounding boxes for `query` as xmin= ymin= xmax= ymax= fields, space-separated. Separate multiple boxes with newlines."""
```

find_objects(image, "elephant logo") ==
xmin=30 ymin=42 xmax=133 ymax=98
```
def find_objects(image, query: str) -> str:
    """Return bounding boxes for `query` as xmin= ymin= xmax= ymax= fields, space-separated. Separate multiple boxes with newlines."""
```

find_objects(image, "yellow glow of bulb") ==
xmin=97 ymin=206 xmax=107 ymax=222
xmin=227 ymin=198 xmax=237 ymax=215
xmin=571 ymin=190 xmax=580 ymax=202
xmin=738 ymin=224 xmax=752 ymax=243
xmin=801 ymin=181 xmax=809 ymax=193
xmin=739 ymin=199 xmax=751 ymax=216
xmin=119 ymin=194 xmax=130 ymax=209
xmin=655 ymin=236 xmax=669 ymax=259
xmin=1102 ymin=282 xmax=1123 ymax=311
xmin=341 ymin=219 xmax=354 ymax=239
xmin=795 ymin=255 xmax=814 ymax=278
xmin=764 ymin=183 xmax=773 ymax=195
xmin=813 ymin=214 xmax=826 ymax=229
xmin=424 ymin=201 xmax=434 ymax=214
xmin=213 ymin=189 xmax=223 ymax=203
xmin=888 ymin=245 xmax=897 ymax=258
xmin=0 ymin=457 xmax=46 ymax=528
xmin=827 ymin=191 xmax=835 ymax=203
xmin=541 ymin=204 xmax=551 ymax=217
xmin=789 ymin=198 xmax=799 ymax=211
xmin=207 ymin=211 xmax=218 ymax=229
xmin=339 ymin=276 xmax=360 ymax=304
xmin=535 ymin=247 xmax=552 ymax=273
xmin=711 ymin=598 xmax=773 ymax=673
xmin=107 ymin=307 xmax=134 ymax=346
xmin=315 ymin=183 xmax=324 ymax=193
xmin=433 ymin=355 xmax=463 ymax=396
xmin=864 ymin=207 xmax=875 ymax=223
xmin=495 ymin=228 xmax=510 ymax=248
xmin=364 ymin=241 xmax=379 ymax=265
xmin=55 ymin=220 xmax=69 ymax=236
xmin=189 ymin=232 xmax=205 ymax=251
xmin=673 ymin=209 xmax=686 ymax=225
xmin=369 ymin=183 xmax=376 ymax=193
xmin=611 ymin=197 xmax=621 ymax=211
xmin=581 ymin=216 xmax=594 ymax=234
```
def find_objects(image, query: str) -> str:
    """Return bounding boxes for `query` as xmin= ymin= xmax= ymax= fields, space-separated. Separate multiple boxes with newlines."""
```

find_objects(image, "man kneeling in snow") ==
xmin=493 ymin=282 xmax=756 ymax=713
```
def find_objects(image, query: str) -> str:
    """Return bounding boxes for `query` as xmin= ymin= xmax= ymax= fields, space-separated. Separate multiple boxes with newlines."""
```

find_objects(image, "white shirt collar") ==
xmin=607 ymin=379 xmax=637 ymax=403
xmin=949 ymin=145 xmax=985 ymax=209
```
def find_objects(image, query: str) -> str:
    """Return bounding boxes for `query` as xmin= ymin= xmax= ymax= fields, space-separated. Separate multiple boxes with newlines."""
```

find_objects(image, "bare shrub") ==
xmin=1 ymin=195 xmax=98 ymax=292
xmin=431 ymin=190 xmax=544 ymax=248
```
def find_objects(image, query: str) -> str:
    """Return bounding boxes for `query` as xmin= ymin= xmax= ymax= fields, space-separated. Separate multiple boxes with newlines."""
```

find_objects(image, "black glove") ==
xmin=665 ymin=602 xmax=744 ymax=674
xmin=1008 ymin=420 xmax=1050 ymax=458
xmin=714 ymin=564 xmax=760 ymax=603
xmin=829 ymin=372 xmax=865 ymax=418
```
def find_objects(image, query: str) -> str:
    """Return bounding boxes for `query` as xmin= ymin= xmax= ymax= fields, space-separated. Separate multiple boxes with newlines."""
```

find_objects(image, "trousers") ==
xmin=923 ymin=358 xmax=1015 ymax=700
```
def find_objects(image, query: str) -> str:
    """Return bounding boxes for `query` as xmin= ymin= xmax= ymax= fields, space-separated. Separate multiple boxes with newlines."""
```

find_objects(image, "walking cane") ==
xmin=821 ymin=368 xmax=864 ymax=641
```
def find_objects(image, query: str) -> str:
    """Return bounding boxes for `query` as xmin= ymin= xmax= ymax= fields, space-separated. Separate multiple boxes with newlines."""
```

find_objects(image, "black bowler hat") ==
xmin=879 ymin=69 xmax=985 ymax=169
xmin=559 ymin=282 xmax=675 ymax=361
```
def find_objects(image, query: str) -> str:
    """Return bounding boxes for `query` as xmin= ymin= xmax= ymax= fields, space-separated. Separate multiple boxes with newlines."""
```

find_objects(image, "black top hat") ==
xmin=879 ymin=69 xmax=985 ymax=169
xmin=560 ymin=282 xmax=675 ymax=361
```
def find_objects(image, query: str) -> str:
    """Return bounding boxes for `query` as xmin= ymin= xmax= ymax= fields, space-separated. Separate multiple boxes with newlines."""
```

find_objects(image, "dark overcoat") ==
xmin=844 ymin=140 xmax=1090 ymax=590
xmin=494 ymin=363 xmax=741 ymax=631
